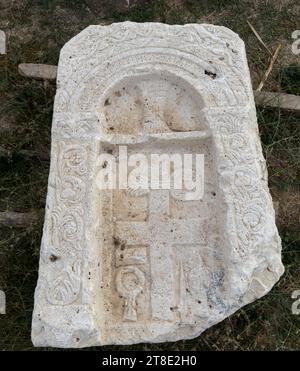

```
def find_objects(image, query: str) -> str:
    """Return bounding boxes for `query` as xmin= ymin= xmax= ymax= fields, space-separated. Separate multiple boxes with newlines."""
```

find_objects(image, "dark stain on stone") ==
xmin=49 ymin=254 xmax=58 ymax=262
xmin=205 ymin=70 xmax=217 ymax=79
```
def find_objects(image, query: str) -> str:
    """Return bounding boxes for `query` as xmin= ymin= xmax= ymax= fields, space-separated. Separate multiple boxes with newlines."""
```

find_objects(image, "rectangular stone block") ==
xmin=32 ymin=22 xmax=284 ymax=348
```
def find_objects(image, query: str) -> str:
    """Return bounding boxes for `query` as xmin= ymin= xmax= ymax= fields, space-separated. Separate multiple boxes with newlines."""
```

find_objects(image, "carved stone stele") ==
xmin=32 ymin=22 xmax=284 ymax=348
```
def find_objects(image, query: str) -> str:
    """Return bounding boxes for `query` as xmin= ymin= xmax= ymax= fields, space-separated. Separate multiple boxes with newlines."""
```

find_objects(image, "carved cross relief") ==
xmin=100 ymin=75 xmax=215 ymax=326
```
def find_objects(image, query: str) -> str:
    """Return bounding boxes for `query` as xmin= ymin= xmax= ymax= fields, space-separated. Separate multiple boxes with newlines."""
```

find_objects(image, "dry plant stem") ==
xmin=246 ymin=20 xmax=272 ymax=55
xmin=256 ymin=43 xmax=282 ymax=92
xmin=0 ymin=211 xmax=40 ymax=227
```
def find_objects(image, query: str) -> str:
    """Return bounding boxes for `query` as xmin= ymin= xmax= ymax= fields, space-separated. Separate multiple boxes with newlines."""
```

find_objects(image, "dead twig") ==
xmin=256 ymin=43 xmax=282 ymax=92
xmin=247 ymin=20 xmax=272 ymax=56
xmin=0 ymin=211 xmax=41 ymax=227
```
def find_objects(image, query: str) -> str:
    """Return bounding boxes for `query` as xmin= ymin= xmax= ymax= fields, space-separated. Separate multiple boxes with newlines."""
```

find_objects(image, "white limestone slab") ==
xmin=32 ymin=22 xmax=284 ymax=348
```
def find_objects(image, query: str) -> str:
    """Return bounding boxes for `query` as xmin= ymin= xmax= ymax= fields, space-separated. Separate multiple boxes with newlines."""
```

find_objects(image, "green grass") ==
xmin=0 ymin=0 xmax=299 ymax=351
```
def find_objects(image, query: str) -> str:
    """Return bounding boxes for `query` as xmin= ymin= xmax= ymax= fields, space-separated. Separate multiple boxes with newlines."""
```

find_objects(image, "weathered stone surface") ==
xmin=18 ymin=63 xmax=58 ymax=80
xmin=32 ymin=22 xmax=284 ymax=348
xmin=0 ymin=30 xmax=5 ymax=54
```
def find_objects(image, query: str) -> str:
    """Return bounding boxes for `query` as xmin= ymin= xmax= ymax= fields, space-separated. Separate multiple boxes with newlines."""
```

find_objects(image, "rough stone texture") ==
xmin=0 ymin=30 xmax=5 ymax=54
xmin=18 ymin=63 xmax=58 ymax=80
xmin=32 ymin=22 xmax=284 ymax=348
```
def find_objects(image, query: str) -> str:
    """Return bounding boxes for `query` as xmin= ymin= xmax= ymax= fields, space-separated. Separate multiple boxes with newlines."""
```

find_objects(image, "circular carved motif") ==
xmin=116 ymin=266 xmax=145 ymax=322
